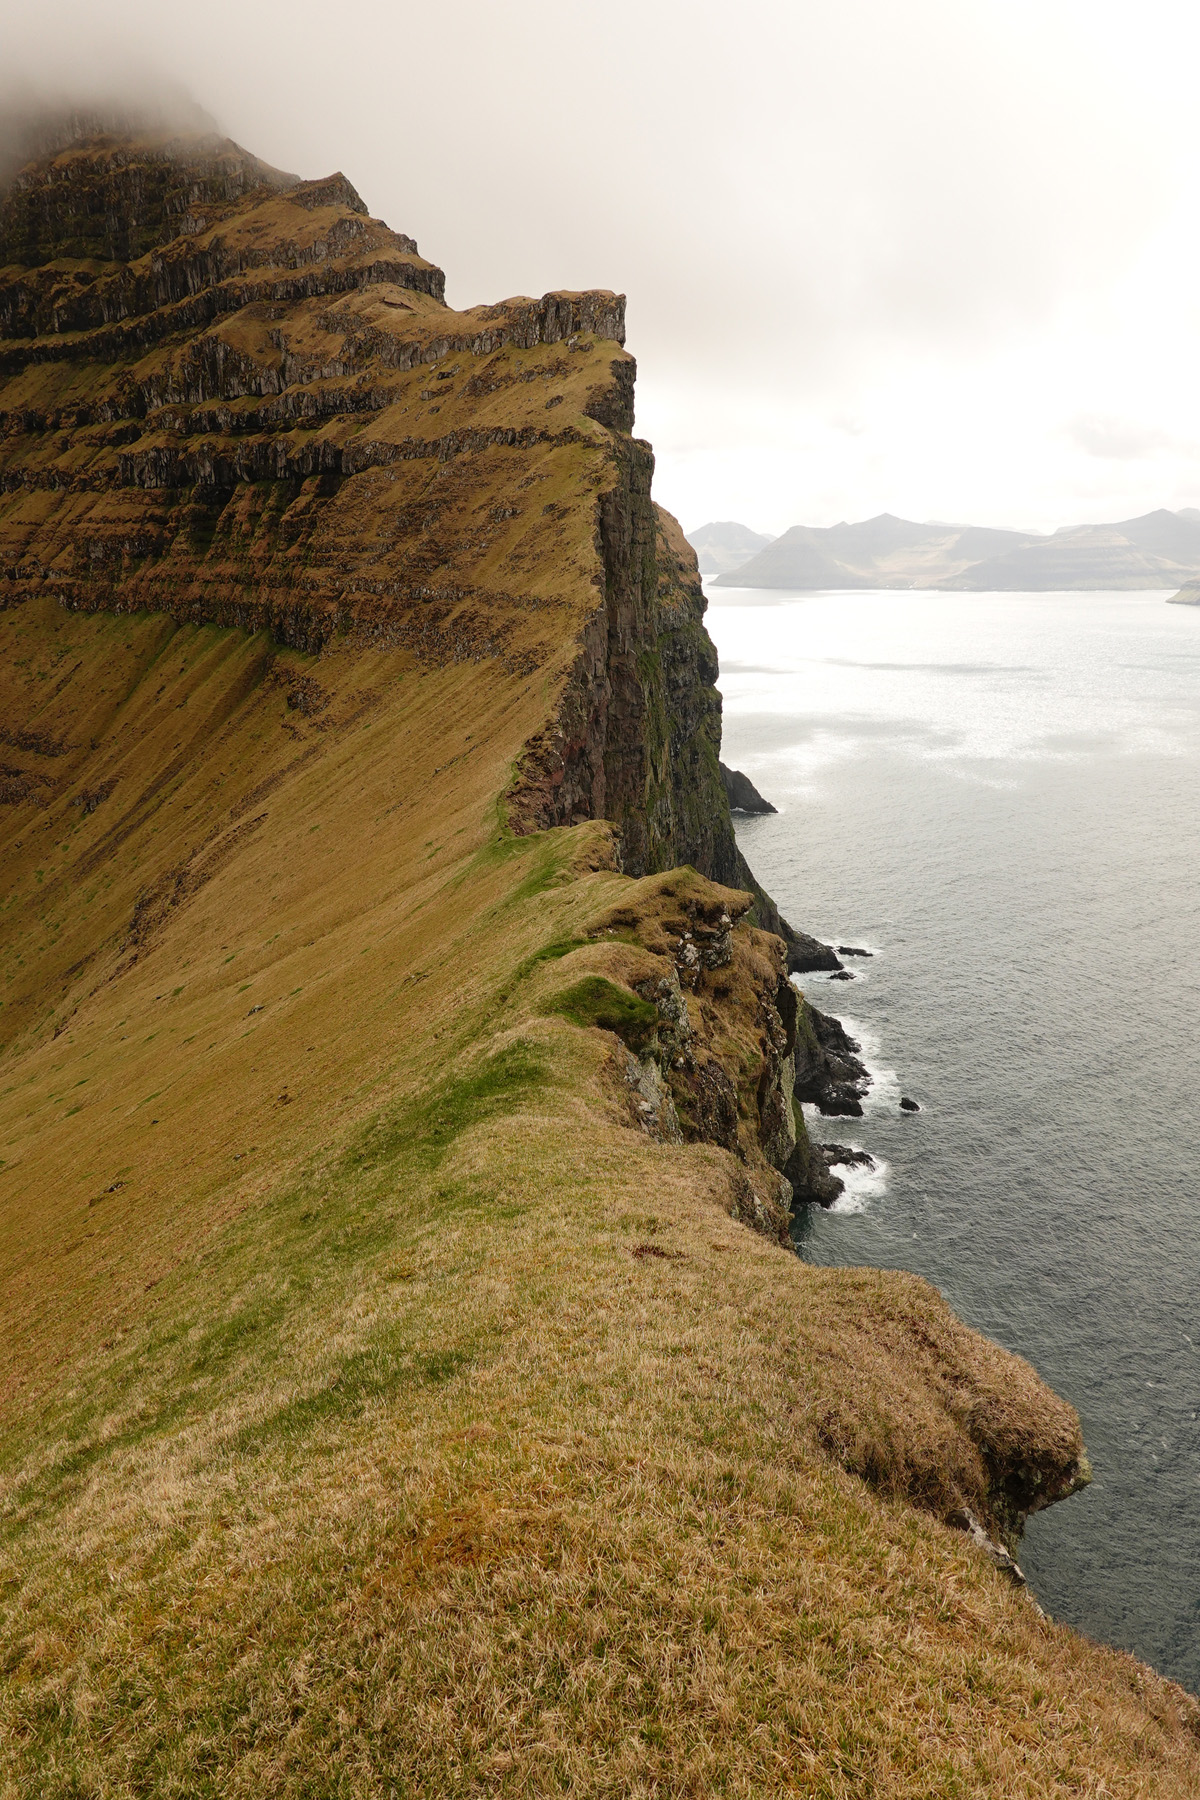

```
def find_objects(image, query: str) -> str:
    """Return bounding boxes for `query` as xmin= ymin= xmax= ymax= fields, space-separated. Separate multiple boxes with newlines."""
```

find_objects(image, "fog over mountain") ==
xmin=690 ymin=508 xmax=1200 ymax=590
xmin=2 ymin=0 xmax=1200 ymax=534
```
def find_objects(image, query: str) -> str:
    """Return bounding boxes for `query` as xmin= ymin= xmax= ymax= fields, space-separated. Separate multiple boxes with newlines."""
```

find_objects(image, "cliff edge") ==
xmin=0 ymin=121 xmax=1196 ymax=1796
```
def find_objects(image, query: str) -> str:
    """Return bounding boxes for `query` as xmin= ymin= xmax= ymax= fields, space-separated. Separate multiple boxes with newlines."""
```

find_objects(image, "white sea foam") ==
xmin=803 ymin=967 xmax=870 ymax=990
xmin=828 ymin=1151 xmax=890 ymax=1215
xmin=845 ymin=1018 xmax=902 ymax=1116
xmin=795 ymin=1009 xmax=902 ymax=1214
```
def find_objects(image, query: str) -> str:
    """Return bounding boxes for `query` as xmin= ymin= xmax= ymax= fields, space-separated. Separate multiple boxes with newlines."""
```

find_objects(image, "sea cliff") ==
xmin=1 ymin=117 xmax=1197 ymax=1795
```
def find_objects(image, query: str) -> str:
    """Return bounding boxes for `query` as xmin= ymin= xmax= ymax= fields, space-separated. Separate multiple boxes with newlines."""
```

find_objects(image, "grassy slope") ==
xmin=0 ymin=600 xmax=1198 ymax=1795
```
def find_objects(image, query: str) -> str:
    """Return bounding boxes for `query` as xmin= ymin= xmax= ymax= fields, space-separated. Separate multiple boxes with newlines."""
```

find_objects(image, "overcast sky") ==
xmin=3 ymin=0 xmax=1199 ymax=535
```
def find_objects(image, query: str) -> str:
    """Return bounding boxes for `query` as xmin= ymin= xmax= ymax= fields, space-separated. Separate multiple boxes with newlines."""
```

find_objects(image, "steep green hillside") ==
xmin=1 ymin=119 xmax=1197 ymax=1796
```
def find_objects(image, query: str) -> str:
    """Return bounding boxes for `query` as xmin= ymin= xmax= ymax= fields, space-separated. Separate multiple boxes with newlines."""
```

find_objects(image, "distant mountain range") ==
xmin=688 ymin=520 xmax=775 ymax=577
xmin=686 ymin=509 xmax=1200 ymax=591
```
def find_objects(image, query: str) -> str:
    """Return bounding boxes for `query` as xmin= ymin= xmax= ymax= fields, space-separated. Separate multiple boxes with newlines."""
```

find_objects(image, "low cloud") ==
xmin=1 ymin=0 xmax=1196 ymax=530
xmin=1068 ymin=418 xmax=1200 ymax=463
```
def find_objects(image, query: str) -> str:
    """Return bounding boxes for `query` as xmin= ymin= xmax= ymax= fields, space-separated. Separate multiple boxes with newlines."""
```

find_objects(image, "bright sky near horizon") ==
xmin=3 ymin=0 xmax=1198 ymax=537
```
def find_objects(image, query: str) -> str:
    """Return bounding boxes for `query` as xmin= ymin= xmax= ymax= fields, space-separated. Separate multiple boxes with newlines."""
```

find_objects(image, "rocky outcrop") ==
xmin=783 ymin=931 xmax=844 ymax=975
xmin=794 ymin=1003 xmax=872 ymax=1117
xmin=583 ymin=876 xmax=886 ymax=1231
xmin=0 ymin=121 xmax=298 ymax=270
xmin=782 ymin=1130 xmax=843 ymax=1207
xmin=576 ymin=868 xmax=815 ymax=1242
xmin=1168 ymin=578 xmax=1200 ymax=605
xmin=720 ymin=762 xmax=776 ymax=814
xmin=508 ymin=488 xmax=844 ymax=983
xmin=789 ymin=1141 xmax=877 ymax=1209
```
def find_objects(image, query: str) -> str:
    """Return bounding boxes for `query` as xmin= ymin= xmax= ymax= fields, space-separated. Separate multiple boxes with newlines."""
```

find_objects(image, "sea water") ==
xmin=706 ymin=585 xmax=1200 ymax=1688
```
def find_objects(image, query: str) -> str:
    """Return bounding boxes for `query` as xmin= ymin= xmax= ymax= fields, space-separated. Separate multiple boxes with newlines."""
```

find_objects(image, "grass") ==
xmin=348 ymin=1038 xmax=550 ymax=1176
xmin=3 ymin=1084 xmax=1199 ymax=1796
xmin=0 ymin=521 xmax=1196 ymax=1790
xmin=538 ymin=974 xmax=659 ymax=1052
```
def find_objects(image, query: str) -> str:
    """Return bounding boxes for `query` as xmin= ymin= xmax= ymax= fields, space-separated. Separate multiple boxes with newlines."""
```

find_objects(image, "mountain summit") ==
xmin=687 ymin=519 xmax=774 ymax=576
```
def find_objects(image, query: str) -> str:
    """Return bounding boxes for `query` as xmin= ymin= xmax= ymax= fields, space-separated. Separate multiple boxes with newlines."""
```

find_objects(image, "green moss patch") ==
xmin=346 ymin=1039 xmax=550 ymax=1179
xmin=540 ymin=976 xmax=658 ymax=1053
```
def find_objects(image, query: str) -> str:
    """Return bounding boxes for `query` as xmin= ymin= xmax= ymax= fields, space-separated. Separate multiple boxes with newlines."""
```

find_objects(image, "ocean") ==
xmin=706 ymin=584 xmax=1200 ymax=1688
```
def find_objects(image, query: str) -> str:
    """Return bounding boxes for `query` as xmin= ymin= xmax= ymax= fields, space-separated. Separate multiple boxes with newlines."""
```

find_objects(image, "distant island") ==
xmin=688 ymin=508 xmax=1200 ymax=592
xmin=687 ymin=519 xmax=775 ymax=577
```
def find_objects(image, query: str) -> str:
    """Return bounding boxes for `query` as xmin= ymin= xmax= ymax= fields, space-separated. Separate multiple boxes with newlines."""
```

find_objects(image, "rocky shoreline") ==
xmin=795 ymin=1002 xmax=872 ymax=1116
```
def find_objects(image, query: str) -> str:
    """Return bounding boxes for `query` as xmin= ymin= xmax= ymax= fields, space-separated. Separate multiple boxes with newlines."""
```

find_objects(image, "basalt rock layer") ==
xmin=0 ymin=119 xmax=836 ymax=1094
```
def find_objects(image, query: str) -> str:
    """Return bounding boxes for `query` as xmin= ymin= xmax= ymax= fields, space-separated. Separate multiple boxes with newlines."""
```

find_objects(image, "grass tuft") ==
xmin=538 ymin=976 xmax=658 ymax=1053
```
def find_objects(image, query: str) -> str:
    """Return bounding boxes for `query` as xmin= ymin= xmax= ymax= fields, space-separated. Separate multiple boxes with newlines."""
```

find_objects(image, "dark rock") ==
xmin=784 ymin=1139 xmax=875 ymax=1208
xmin=514 ymin=490 xmax=776 ymax=888
xmin=70 ymin=777 xmax=118 ymax=814
xmin=794 ymin=1004 xmax=871 ymax=1117
xmin=821 ymin=1142 xmax=876 ymax=1171
xmin=671 ymin=1055 xmax=741 ymax=1153
xmin=782 ymin=1135 xmax=843 ymax=1207
xmin=719 ymin=762 xmax=777 ymax=814
xmin=0 ymin=764 xmax=54 ymax=805
xmin=900 ymin=1097 xmax=921 ymax=1113
xmin=784 ymin=930 xmax=843 ymax=974
xmin=827 ymin=969 xmax=855 ymax=981
xmin=837 ymin=945 xmax=872 ymax=957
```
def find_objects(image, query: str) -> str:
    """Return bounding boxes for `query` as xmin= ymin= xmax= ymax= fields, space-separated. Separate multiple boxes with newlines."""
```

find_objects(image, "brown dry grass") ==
xmin=0 ymin=601 xmax=1198 ymax=1795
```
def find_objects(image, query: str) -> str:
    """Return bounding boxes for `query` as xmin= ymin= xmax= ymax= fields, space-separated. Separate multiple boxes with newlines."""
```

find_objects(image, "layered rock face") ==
xmin=0 ymin=124 xmax=832 ymax=932
xmin=0 ymin=128 xmax=605 ymax=661
xmin=0 ymin=121 xmax=844 ymax=1162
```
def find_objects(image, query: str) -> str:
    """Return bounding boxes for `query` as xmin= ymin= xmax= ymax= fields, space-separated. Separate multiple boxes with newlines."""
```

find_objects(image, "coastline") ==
xmin=1 ymin=124 xmax=1197 ymax=1791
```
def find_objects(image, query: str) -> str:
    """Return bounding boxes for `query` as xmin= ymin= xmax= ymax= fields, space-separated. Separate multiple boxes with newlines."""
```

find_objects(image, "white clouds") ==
xmin=1066 ymin=418 xmax=1190 ymax=463
xmin=0 ymin=0 xmax=1195 ymax=533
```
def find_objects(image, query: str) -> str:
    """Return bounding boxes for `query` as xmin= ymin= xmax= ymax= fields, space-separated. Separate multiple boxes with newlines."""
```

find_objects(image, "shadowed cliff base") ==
xmin=0 ymin=116 xmax=1198 ymax=1795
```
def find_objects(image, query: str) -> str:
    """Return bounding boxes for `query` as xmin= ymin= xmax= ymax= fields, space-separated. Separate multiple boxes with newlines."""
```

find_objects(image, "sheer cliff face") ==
xmin=0 ymin=125 xmax=740 ymax=886
xmin=507 ymin=454 xmax=741 ymax=881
